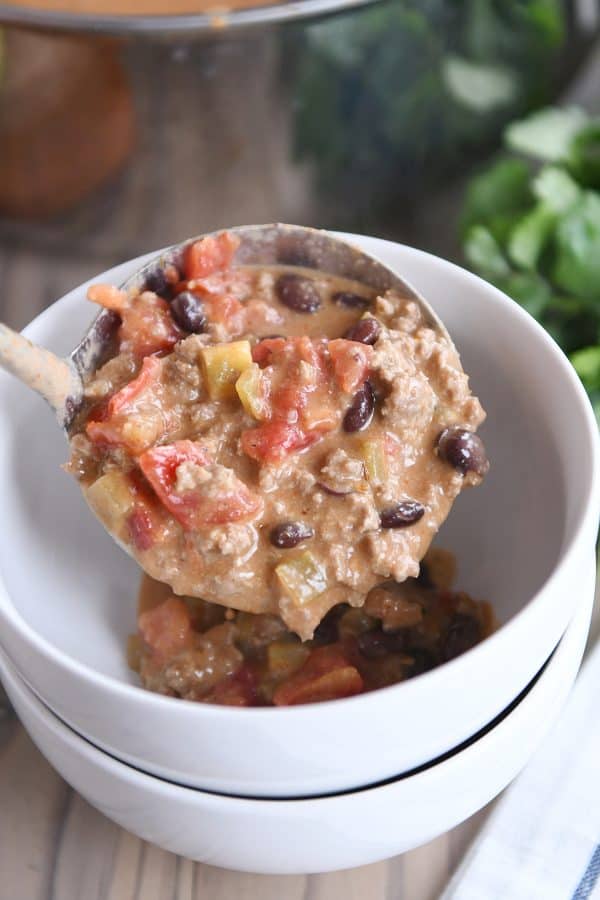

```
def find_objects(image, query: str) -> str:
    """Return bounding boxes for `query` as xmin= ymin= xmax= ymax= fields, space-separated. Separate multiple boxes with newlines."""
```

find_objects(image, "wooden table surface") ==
xmin=0 ymin=711 xmax=494 ymax=900
xmin=0 ymin=713 xmax=491 ymax=900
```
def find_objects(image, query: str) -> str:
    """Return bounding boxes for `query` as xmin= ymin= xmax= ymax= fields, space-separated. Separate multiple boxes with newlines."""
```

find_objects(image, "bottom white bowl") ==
xmin=0 ymin=565 xmax=594 ymax=875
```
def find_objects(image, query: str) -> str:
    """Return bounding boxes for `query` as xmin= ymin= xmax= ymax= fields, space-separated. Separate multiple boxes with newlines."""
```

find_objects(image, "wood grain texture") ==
xmin=0 ymin=716 xmax=492 ymax=900
xmin=0 ymin=681 xmax=492 ymax=900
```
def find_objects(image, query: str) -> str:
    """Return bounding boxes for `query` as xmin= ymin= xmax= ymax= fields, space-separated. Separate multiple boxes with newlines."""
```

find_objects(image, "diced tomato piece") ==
xmin=119 ymin=294 xmax=182 ymax=357
xmin=175 ymin=262 xmax=248 ymax=333
xmin=274 ymin=667 xmax=363 ymax=706
xmin=108 ymin=356 xmax=162 ymax=416
xmin=138 ymin=440 xmax=209 ymax=524
xmin=252 ymin=337 xmax=329 ymax=372
xmin=184 ymin=232 xmax=240 ymax=280
xmin=127 ymin=506 xmax=156 ymax=551
xmin=302 ymin=643 xmax=352 ymax=672
xmin=88 ymin=282 xmax=182 ymax=356
xmin=272 ymin=377 xmax=306 ymax=416
xmin=208 ymin=664 xmax=258 ymax=707
xmin=138 ymin=597 xmax=195 ymax=665
xmin=128 ymin=467 xmax=161 ymax=506
xmin=87 ymin=283 xmax=129 ymax=312
xmin=175 ymin=271 xmax=247 ymax=332
xmin=328 ymin=339 xmax=373 ymax=393
xmin=173 ymin=279 xmax=190 ymax=296
xmin=252 ymin=338 xmax=287 ymax=365
xmin=86 ymin=356 xmax=165 ymax=454
xmin=139 ymin=440 xmax=262 ymax=530
xmin=85 ymin=398 xmax=110 ymax=424
xmin=296 ymin=336 xmax=330 ymax=373
xmin=243 ymin=337 xmax=340 ymax=463
xmin=203 ymin=293 xmax=244 ymax=327
xmin=273 ymin=644 xmax=364 ymax=706
xmin=241 ymin=421 xmax=318 ymax=464
xmin=86 ymin=419 xmax=118 ymax=448
xmin=191 ymin=267 xmax=253 ymax=298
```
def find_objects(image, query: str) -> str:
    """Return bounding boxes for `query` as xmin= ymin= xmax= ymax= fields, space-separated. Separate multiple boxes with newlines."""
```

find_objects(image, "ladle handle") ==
xmin=0 ymin=322 xmax=82 ymax=424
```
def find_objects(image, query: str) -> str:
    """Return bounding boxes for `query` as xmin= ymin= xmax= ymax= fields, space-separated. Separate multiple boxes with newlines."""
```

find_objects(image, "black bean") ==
xmin=343 ymin=381 xmax=375 ymax=432
xmin=333 ymin=291 xmax=370 ymax=310
xmin=358 ymin=627 xmax=410 ymax=659
xmin=441 ymin=614 xmax=481 ymax=661
xmin=270 ymin=521 xmax=314 ymax=549
xmin=416 ymin=562 xmax=434 ymax=589
xmin=380 ymin=500 xmax=425 ymax=528
xmin=312 ymin=619 xmax=337 ymax=645
xmin=92 ymin=309 xmax=120 ymax=343
xmin=343 ymin=317 xmax=381 ymax=345
xmin=380 ymin=629 xmax=409 ymax=653
xmin=170 ymin=291 xmax=207 ymax=334
xmin=145 ymin=268 xmax=173 ymax=300
xmin=406 ymin=647 xmax=437 ymax=676
xmin=437 ymin=427 xmax=489 ymax=477
xmin=357 ymin=629 xmax=389 ymax=660
xmin=313 ymin=605 xmax=345 ymax=645
xmin=275 ymin=273 xmax=322 ymax=314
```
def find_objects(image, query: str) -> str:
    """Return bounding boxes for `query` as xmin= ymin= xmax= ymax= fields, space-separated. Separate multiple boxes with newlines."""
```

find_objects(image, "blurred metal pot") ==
xmin=0 ymin=0 xmax=596 ymax=261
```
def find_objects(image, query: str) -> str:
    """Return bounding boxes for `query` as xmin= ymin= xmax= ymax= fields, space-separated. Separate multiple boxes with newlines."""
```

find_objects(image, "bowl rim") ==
xmin=0 ymin=576 xmax=592 ymax=806
xmin=0 ymin=628 xmax=558 ymax=799
xmin=0 ymin=233 xmax=598 ymax=723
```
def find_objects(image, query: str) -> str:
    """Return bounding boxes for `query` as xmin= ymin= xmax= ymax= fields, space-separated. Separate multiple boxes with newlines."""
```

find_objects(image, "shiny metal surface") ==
xmin=0 ymin=0 xmax=377 ymax=36
xmin=69 ymin=222 xmax=452 ymax=432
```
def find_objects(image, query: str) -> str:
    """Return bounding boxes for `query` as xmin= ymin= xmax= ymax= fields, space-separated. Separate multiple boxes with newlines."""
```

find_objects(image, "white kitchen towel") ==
xmin=440 ymin=634 xmax=600 ymax=900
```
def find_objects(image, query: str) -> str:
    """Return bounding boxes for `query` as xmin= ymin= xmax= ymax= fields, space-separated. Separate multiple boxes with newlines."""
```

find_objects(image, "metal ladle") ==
xmin=0 ymin=223 xmax=451 ymax=433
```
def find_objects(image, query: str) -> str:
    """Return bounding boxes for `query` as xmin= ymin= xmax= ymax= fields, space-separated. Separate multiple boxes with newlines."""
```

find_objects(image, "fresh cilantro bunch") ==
xmin=462 ymin=107 xmax=600 ymax=423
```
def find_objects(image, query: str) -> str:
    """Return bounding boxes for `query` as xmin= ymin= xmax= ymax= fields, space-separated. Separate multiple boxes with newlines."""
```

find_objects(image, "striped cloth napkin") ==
xmin=440 ymin=631 xmax=600 ymax=900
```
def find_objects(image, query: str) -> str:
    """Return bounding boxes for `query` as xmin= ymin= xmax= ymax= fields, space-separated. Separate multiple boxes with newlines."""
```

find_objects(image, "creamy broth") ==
xmin=130 ymin=550 xmax=495 ymax=706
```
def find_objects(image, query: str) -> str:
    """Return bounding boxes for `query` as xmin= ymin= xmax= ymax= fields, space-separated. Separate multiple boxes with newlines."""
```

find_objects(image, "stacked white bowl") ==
xmin=0 ymin=235 xmax=598 ymax=874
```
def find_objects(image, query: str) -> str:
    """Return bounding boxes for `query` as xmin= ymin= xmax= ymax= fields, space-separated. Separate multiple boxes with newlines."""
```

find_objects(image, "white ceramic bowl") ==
xmin=0 ymin=235 xmax=598 ymax=798
xmin=0 ymin=577 xmax=594 ymax=874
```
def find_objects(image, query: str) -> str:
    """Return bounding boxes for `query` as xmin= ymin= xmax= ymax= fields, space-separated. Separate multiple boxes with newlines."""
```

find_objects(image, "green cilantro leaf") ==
xmin=567 ymin=123 xmax=600 ymax=189
xmin=552 ymin=192 xmax=600 ymax=299
xmin=463 ymin=225 xmax=511 ymax=281
xmin=533 ymin=166 xmax=581 ymax=212
xmin=462 ymin=158 xmax=532 ymax=233
xmin=570 ymin=346 xmax=600 ymax=391
xmin=505 ymin=106 xmax=588 ymax=161
xmin=508 ymin=203 xmax=555 ymax=270
xmin=500 ymin=271 xmax=551 ymax=318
